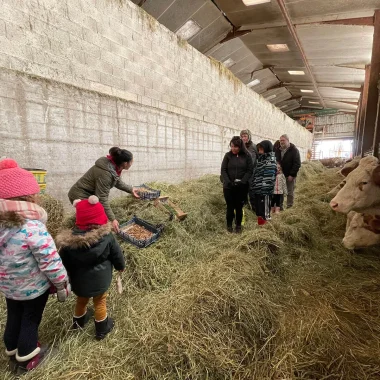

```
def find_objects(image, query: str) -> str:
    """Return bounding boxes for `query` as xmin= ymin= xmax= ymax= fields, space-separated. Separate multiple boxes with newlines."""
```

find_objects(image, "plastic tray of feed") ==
xmin=154 ymin=196 xmax=187 ymax=221
xmin=118 ymin=216 xmax=163 ymax=248
xmin=135 ymin=184 xmax=161 ymax=200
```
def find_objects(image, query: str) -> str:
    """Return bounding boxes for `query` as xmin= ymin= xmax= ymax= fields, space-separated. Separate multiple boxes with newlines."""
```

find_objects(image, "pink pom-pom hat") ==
xmin=0 ymin=159 xmax=40 ymax=199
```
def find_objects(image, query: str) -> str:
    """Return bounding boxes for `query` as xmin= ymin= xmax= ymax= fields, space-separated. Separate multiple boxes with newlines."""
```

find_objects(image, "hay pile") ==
xmin=1 ymin=163 xmax=380 ymax=379
xmin=39 ymin=194 xmax=64 ymax=238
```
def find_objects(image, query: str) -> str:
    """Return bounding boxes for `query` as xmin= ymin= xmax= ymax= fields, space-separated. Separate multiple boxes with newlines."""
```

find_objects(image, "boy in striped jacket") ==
xmin=250 ymin=140 xmax=277 ymax=225
xmin=272 ymin=162 xmax=288 ymax=214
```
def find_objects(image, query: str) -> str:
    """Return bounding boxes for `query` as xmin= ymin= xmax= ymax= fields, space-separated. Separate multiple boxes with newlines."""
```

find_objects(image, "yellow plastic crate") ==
xmin=24 ymin=169 xmax=47 ymax=184
xmin=39 ymin=184 xmax=46 ymax=194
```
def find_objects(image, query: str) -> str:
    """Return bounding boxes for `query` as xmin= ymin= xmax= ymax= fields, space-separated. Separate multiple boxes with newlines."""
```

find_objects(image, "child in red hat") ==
xmin=0 ymin=159 xmax=70 ymax=375
xmin=56 ymin=196 xmax=125 ymax=340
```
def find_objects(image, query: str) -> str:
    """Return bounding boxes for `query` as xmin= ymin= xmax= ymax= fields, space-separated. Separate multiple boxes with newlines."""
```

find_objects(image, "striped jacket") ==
xmin=251 ymin=152 xmax=277 ymax=195
xmin=273 ymin=173 xmax=288 ymax=195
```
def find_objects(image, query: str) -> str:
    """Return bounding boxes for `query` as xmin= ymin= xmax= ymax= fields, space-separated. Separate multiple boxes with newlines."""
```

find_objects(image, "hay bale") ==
xmin=2 ymin=168 xmax=380 ymax=379
xmin=39 ymin=194 xmax=64 ymax=238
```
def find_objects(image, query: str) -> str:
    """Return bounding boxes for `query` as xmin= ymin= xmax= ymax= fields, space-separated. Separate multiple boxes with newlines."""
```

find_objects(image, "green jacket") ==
xmin=68 ymin=157 xmax=132 ymax=221
xmin=56 ymin=224 xmax=125 ymax=298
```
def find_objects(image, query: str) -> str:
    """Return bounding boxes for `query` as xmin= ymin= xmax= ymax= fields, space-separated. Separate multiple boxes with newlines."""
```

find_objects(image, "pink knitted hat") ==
xmin=0 ymin=159 xmax=41 ymax=199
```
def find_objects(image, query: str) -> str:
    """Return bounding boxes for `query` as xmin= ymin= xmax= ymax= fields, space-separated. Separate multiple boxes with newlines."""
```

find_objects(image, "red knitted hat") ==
xmin=0 ymin=159 xmax=41 ymax=199
xmin=74 ymin=196 xmax=108 ymax=230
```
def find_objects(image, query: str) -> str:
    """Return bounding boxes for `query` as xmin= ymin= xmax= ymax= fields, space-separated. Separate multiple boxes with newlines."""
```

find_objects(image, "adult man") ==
xmin=275 ymin=134 xmax=301 ymax=209
xmin=240 ymin=130 xmax=257 ymax=211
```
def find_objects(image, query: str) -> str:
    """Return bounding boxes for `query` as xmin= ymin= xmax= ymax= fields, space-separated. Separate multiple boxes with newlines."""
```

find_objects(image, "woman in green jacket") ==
xmin=68 ymin=147 xmax=139 ymax=232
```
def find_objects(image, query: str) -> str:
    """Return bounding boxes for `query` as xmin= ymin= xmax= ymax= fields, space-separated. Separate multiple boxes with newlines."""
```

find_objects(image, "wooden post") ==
xmin=353 ymin=91 xmax=362 ymax=156
xmin=359 ymin=65 xmax=372 ymax=155
xmin=372 ymin=79 xmax=380 ymax=158
xmin=362 ymin=10 xmax=380 ymax=154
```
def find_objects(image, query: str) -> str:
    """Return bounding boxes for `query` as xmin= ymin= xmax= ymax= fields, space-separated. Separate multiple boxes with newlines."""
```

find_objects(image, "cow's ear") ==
xmin=372 ymin=166 xmax=380 ymax=186
xmin=341 ymin=166 xmax=355 ymax=177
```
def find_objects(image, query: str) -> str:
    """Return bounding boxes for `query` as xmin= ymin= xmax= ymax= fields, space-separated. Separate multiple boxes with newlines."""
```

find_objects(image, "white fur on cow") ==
xmin=327 ymin=157 xmax=361 ymax=197
xmin=330 ymin=156 xmax=380 ymax=214
xmin=343 ymin=211 xmax=380 ymax=249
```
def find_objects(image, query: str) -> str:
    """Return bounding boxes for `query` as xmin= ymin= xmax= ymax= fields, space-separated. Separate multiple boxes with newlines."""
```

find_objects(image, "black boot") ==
xmin=235 ymin=226 xmax=242 ymax=234
xmin=16 ymin=345 xmax=52 ymax=375
xmin=6 ymin=349 xmax=17 ymax=374
xmin=95 ymin=317 xmax=114 ymax=340
xmin=72 ymin=309 xmax=94 ymax=330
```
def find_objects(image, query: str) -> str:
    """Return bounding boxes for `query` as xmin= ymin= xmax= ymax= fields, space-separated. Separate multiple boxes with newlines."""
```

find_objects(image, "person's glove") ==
xmin=54 ymin=281 xmax=71 ymax=302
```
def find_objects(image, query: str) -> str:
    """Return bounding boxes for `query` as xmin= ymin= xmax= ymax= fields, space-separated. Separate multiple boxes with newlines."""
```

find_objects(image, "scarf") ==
xmin=106 ymin=155 xmax=122 ymax=176
xmin=0 ymin=199 xmax=48 ymax=224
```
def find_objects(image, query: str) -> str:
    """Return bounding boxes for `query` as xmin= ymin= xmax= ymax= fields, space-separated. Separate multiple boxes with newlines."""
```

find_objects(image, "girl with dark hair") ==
xmin=68 ymin=147 xmax=139 ymax=232
xmin=221 ymin=136 xmax=253 ymax=233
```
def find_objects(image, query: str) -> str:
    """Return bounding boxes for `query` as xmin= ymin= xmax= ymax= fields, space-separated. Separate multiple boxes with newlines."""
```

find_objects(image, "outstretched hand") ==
xmin=112 ymin=219 xmax=120 ymax=233
xmin=132 ymin=188 xmax=140 ymax=199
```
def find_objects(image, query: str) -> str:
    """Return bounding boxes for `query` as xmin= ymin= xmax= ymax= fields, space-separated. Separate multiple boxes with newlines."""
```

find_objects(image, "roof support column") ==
xmin=362 ymin=10 xmax=380 ymax=155
xmin=372 ymin=80 xmax=380 ymax=158
xmin=357 ymin=65 xmax=371 ymax=156
xmin=353 ymin=90 xmax=362 ymax=156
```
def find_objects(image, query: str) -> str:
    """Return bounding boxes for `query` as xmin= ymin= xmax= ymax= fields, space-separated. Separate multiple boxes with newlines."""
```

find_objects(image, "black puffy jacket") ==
xmin=221 ymin=150 xmax=254 ymax=189
xmin=275 ymin=143 xmax=301 ymax=178
xmin=56 ymin=224 xmax=125 ymax=298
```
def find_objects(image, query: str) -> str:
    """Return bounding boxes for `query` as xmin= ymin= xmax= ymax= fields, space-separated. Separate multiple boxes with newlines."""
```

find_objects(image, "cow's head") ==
xmin=343 ymin=211 xmax=380 ymax=249
xmin=340 ymin=157 xmax=360 ymax=177
xmin=330 ymin=156 xmax=380 ymax=214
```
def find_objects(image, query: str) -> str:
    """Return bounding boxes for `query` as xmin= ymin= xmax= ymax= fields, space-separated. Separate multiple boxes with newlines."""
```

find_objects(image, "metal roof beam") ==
xmin=239 ymin=10 xmax=375 ymax=31
xmin=276 ymin=0 xmax=326 ymax=108
xmin=319 ymin=16 xmax=374 ymax=27
xmin=219 ymin=27 xmax=252 ymax=44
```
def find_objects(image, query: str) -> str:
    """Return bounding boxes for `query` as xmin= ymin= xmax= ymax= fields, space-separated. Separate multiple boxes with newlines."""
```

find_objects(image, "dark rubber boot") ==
xmin=227 ymin=226 xmax=233 ymax=233
xmin=235 ymin=226 xmax=242 ymax=234
xmin=95 ymin=317 xmax=114 ymax=340
xmin=72 ymin=309 xmax=94 ymax=330
xmin=6 ymin=349 xmax=18 ymax=374
xmin=16 ymin=345 xmax=52 ymax=375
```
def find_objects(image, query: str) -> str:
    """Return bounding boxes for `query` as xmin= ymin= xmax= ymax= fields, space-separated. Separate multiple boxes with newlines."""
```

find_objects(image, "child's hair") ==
xmin=109 ymin=147 xmax=133 ymax=166
xmin=230 ymin=136 xmax=248 ymax=154
xmin=276 ymin=162 xmax=283 ymax=173
xmin=7 ymin=195 xmax=38 ymax=203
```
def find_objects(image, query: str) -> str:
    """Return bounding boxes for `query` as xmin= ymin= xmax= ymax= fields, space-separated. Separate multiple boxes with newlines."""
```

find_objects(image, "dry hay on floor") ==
xmin=1 ymin=164 xmax=380 ymax=379
xmin=39 ymin=194 xmax=64 ymax=238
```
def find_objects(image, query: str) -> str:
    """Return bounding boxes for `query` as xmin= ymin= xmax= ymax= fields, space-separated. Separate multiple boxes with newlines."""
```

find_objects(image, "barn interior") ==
xmin=1 ymin=1 xmax=380 ymax=379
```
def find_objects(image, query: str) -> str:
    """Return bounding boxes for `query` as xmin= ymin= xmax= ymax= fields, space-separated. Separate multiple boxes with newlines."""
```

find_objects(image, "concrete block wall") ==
xmin=0 ymin=0 xmax=312 ymax=204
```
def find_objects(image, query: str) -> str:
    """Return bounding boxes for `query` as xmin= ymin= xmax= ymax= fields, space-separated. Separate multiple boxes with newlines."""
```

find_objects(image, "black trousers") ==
xmin=254 ymin=195 xmax=272 ymax=220
xmin=223 ymin=185 xmax=248 ymax=227
xmin=4 ymin=290 xmax=49 ymax=357
xmin=271 ymin=194 xmax=283 ymax=208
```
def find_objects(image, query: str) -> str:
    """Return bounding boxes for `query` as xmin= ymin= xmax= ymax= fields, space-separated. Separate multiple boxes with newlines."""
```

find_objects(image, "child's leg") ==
xmin=264 ymin=195 xmax=272 ymax=220
xmin=72 ymin=297 xmax=92 ymax=329
xmin=16 ymin=290 xmax=49 ymax=359
xmin=75 ymin=297 xmax=90 ymax=318
xmin=93 ymin=293 xmax=114 ymax=340
xmin=93 ymin=293 xmax=107 ymax=322
xmin=4 ymin=298 xmax=23 ymax=355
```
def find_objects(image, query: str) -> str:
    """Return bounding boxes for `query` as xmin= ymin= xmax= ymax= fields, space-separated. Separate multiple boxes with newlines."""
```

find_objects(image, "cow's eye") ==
xmin=360 ymin=182 xmax=368 ymax=185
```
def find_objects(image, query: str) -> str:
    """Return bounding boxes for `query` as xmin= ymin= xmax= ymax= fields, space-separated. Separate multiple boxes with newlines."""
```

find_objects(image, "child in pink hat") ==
xmin=0 ymin=159 xmax=70 ymax=375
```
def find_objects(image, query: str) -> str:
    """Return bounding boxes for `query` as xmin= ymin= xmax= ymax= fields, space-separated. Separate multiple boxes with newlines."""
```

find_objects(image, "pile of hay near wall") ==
xmin=2 ymin=164 xmax=380 ymax=379
xmin=39 ymin=194 xmax=64 ymax=238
